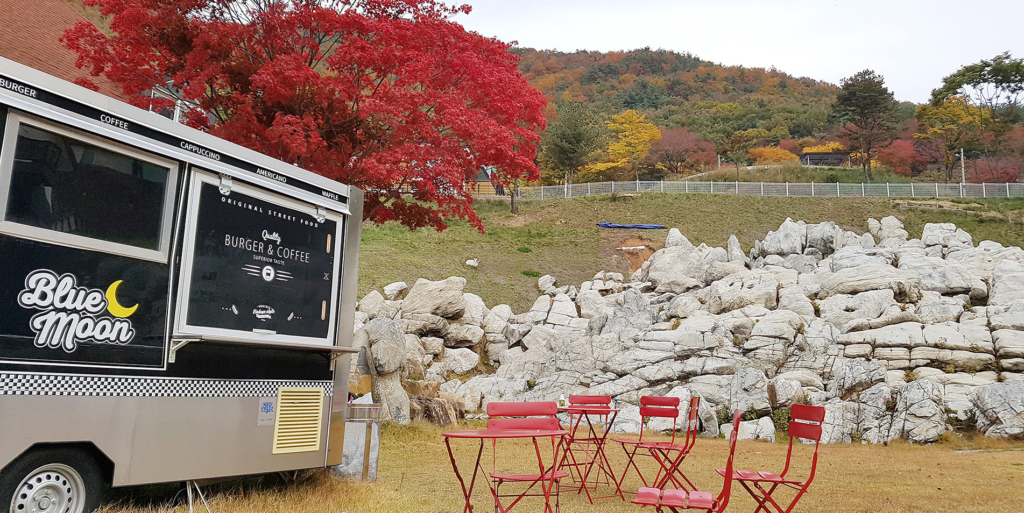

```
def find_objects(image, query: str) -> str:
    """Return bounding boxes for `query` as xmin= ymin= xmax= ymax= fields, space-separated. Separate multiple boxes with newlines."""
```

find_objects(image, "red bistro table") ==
xmin=443 ymin=428 xmax=569 ymax=513
xmin=558 ymin=405 xmax=622 ymax=502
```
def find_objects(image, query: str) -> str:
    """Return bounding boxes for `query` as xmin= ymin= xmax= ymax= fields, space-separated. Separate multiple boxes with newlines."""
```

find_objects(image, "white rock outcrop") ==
xmin=350 ymin=218 xmax=1024 ymax=444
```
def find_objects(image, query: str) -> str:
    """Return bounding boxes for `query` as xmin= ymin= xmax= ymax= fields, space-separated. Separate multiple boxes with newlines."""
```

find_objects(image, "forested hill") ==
xmin=512 ymin=47 xmax=839 ymax=140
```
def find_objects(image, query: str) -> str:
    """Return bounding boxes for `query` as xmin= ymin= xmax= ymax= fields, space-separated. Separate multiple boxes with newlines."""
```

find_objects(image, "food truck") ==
xmin=0 ymin=56 xmax=362 ymax=513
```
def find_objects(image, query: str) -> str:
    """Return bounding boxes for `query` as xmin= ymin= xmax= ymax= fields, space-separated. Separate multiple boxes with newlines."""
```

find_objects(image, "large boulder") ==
xmin=990 ymin=259 xmax=1024 ymax=305
xmin=483 ymin=304 xmax=513 ymax=335
xmin=893 ymin=379 xmax=946 ymax=443
xmin=357 ymin=290 xmax=387 ymax=319
xmin=818 ymin=264 xmax=922 ymax=302
xmin=461 ymin=293 xmax=489 ymax=326
xmin=403 ymin=277 xmax=467 ymax=318
xmin=643 ymin=244 xmax=735 ymax=294
xmin=805 ymin=221 xmax=837 ymax=256
xmin=915 ymin=292 xmax=967 ymax=324
xmin=363 ymin=318 xmax=411 ymax=423
xmin=817 ymin=290 xmax=896 ymax=332
xmin=383 ymin=281 xmax=409 ymax=300
xmin=546 ymin=293 xmax=579 ymax=326
xmin=721 ymin=417 xmax=776 ymax=441
xmin=921 ymin=223 xmax=973 ymax=252
xmin=364 ymin=318 xmax=406 ymax=376
xmin=994 ymin=330 xmax=1024 ymax=359
xmin=665 ymin=228 xmax=693 ymax=249
xmin=829 ymin=358 xmax=886 ymax=399
xmin=444 ymin=323 xmax=485 ymax=348
xmin=730 ymin=368 xmax=771 ymax=415
xmin=758 ymin=218 xmax=806 ymax=257
xmin=897 ymin=256 xmax=974 ymax=295
xmin=878 ymin=216 xmax=909 ymax=241
xmin=830 ymin=247 xmax=896 ymax=271
xmin=706 ymin=270 xmax=779 ymax=314
xmin=727 ymin=235 xmax=749 ymax=265
xmin=945 ymin=240 xmax=1024 ymax=284
xmin=972 ymin=380 xmax=1024 ymax=438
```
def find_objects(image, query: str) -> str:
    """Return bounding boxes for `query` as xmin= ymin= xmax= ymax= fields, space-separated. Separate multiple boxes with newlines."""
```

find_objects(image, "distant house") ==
xmin=466 ymin=167 xmax=498 ymax=195
xmin=800 ymin=152 xmax=850 ymax=166
xmin=0 ymin=0 xmax=128 ymax=101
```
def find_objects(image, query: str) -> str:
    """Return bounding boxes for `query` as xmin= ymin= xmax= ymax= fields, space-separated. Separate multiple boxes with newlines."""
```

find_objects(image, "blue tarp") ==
xmin=597 ymin=222 xmax=666 ymax=229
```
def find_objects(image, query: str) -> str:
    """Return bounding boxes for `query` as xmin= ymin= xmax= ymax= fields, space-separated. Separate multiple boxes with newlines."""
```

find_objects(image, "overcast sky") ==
xmin=455 ymin=0 xmax=1024 ymax=104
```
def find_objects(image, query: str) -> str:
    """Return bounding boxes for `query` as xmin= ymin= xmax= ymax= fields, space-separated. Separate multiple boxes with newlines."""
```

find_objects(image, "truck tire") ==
xmin=0 ymin=447 xmax=104 ymax=513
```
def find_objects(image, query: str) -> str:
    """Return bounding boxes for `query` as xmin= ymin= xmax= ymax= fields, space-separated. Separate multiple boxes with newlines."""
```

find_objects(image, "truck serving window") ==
xmin=0 ymin=113 xmax=177 ymax=262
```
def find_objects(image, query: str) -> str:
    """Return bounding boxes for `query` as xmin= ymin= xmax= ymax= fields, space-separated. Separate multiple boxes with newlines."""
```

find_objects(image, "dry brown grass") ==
xmin=99 ymin=421 xmax=1024 ymax=513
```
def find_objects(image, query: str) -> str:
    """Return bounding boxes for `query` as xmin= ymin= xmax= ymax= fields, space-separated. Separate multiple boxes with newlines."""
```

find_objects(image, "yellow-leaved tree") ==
xmin=584 ymin=110 xmax=662 ymax=181
xmin=748 ymin=146 xmax=798 ymax=164
xmin=801 ymin=141 xmax=847 ymax=153
xmin=914 ymin=96 xmax=989 ymax=181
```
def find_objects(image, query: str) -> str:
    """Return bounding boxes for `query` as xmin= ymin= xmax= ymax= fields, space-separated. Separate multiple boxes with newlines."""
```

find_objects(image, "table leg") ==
xmin=446 ymin=438 xmax=485 ymax=513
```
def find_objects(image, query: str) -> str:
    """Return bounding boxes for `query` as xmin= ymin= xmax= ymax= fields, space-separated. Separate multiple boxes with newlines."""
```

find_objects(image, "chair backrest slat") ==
xmin=485 ymin=401 xmax=559 ymax=432
xmin=569 ymin=395 xmax=611 ymax=406
xmin=791 ymin=404 xmax=826 ymax=423
xmin=639 ymin=405 xmax=679 ymax=419
xmin=487 ymin=401 xmax=557 ymax=417
xmin=641 ymin=396 xmax=680 ymax=407
xmin=788 ymin=420 xmax=823 ymax=441
xmin=488 ymin=417 xmax=560 ymax=431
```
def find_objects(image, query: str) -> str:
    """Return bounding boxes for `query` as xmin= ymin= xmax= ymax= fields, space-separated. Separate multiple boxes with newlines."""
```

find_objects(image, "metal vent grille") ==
xmin=272 ymin=387 xmax=324 ymax=454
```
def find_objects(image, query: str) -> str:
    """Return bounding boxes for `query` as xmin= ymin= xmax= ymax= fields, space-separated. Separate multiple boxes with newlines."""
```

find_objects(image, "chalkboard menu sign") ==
xmin=180 ymin=180 xmax=340 ymax=343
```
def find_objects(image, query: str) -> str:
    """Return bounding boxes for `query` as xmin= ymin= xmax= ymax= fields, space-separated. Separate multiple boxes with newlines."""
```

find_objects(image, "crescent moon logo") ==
xmin=105 ymin=280 xmax=138 ymax=318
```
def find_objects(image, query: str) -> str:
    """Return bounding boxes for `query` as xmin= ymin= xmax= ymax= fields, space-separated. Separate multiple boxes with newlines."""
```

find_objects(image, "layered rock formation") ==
xmin=352 ymin=216 xmax=1024 ymax=442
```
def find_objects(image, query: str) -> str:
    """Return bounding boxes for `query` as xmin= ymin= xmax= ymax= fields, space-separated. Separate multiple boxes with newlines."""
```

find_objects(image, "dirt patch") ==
xmin=606 ymin=236 xmax=659 ymax=275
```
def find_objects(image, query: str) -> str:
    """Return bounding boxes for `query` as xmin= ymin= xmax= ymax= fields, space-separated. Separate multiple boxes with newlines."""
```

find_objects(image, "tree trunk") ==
xmin=510 ymin=182 xmax=519 ymax=215
xmin=863 ymin=141 xmax=872 ymax=182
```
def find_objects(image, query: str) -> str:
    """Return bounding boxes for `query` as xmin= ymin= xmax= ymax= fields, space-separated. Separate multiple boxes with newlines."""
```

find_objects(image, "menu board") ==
xmin=183 ymin=182 xmax=339 ymax=342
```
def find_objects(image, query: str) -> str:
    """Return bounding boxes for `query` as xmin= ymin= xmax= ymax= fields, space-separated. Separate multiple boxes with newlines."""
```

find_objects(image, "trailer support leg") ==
xmin=362 ymin=422 xmax=374 ymax=480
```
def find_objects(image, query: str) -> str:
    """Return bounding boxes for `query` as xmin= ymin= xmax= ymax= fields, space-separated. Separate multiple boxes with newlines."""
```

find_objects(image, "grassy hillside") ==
xmin=358 ymin=194 xmax=1024 ymax=312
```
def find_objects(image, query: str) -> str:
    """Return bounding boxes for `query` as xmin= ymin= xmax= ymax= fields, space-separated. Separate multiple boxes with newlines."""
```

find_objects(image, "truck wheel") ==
xmin=0 ymin=447 xmax=103 ymax=513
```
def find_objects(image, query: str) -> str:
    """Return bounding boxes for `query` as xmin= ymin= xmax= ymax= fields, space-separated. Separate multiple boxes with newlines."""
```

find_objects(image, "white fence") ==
xmin=517 ymin=180 xmax=1024 ymax=201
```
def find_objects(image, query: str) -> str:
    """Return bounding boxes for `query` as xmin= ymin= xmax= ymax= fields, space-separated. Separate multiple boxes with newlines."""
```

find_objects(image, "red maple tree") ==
xmin=62 ymin=0 xmax=546 ymax=231
xmin=646 ymin=127 xmax=716 ymax=174
xmin=875 ymin=139 xmax=926 ymax=176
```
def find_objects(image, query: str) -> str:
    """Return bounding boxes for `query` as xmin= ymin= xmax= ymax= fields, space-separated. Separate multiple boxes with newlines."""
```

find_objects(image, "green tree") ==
xmin=720 ymin=128 xmax=769 ymax=178
xmin=930 ymin=52 xmax=1024 ymax=159
xmin=831 ymin=70 xmax=899 ymax=180
xmin=541 ymin=102 xmax=606 ymax=186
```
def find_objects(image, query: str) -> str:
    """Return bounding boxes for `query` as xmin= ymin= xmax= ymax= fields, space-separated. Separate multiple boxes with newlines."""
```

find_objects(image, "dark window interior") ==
xmin=5 ymin=123 xmax=169 ymax=250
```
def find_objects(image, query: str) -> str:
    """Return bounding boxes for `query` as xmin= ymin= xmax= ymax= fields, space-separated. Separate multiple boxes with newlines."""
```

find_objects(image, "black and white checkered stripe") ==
xmin=0 ymin=372 xmax=333 ymax=398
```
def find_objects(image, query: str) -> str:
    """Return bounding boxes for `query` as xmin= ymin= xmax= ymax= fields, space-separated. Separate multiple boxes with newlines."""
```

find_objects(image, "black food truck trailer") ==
xmin=0 ymin=56 xmax=363 ymax=513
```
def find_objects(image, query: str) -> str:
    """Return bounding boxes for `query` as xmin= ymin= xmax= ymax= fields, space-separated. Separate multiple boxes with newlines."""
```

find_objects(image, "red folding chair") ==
xmin=633 ymin=409 xmax=742 ymax=512
xmin=715 ymin=404 xmax=826 ymax=513
xmin=612 ymin=396 xmax=701 ymax=494
xmin=487 ymin=401 xmax=570 ymax=512
xmin=560 ymin=395 xmax=620 ymax=501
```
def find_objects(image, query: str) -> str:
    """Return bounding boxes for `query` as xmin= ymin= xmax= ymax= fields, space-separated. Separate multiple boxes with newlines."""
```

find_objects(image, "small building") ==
xmin=800 ymin=152 xmax=850 ymax=166
xmin=466 ymin=167 xmax=498 ymax=195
